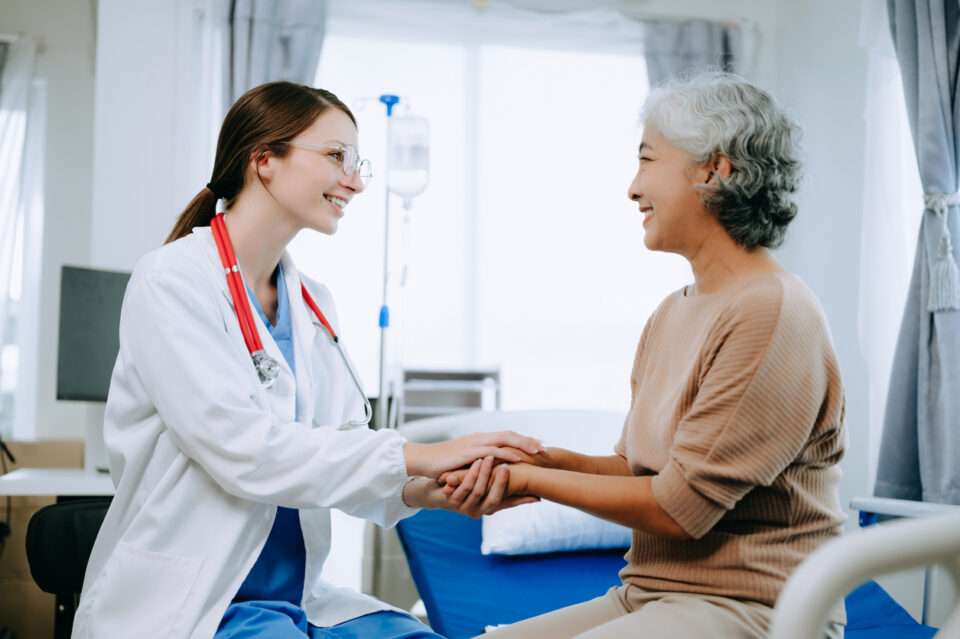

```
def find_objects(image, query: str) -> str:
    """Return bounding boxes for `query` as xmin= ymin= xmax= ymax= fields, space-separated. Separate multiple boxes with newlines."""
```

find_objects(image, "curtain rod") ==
xmin=332 ymin=0 xmax=745 ymax=28
xmin=0 ymin=33 xmax=20 ymax=43
xmin=469 ymin=0 xmax=744 ymax=26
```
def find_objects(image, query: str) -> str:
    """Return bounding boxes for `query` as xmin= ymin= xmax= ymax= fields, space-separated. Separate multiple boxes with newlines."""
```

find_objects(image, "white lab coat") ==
xmin=73 ymin=227 xmax=418 ymax=639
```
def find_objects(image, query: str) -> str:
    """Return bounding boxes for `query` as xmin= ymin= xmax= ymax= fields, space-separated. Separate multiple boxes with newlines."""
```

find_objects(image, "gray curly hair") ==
xmin=641 ymin=71 xmax=803 ymax=249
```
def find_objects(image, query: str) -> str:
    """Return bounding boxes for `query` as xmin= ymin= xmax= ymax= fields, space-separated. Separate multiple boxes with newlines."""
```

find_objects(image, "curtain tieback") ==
xmin=924 ymin=191 xmax=960 ymax=312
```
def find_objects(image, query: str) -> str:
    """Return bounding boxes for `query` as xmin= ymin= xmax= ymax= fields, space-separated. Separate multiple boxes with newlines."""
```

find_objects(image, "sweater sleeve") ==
xmin=650 ymin=283 xmax=832 ymax=539
xmin=615 ymin=327 xmax=648 ymax=458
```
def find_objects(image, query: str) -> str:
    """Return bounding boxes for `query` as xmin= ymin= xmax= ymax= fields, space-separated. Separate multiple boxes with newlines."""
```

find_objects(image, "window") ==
xmin=0 ymin=63 xmax=46 ymax=441
xmin=291 ymin=35 xmax=691 ymax=415
xmin=293 ymin=27 xmax=692 ymax=592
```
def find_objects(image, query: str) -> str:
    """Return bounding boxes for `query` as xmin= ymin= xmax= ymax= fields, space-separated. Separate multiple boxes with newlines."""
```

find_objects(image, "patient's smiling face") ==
xmin=627 ymin=126 xmax=716 ymax=257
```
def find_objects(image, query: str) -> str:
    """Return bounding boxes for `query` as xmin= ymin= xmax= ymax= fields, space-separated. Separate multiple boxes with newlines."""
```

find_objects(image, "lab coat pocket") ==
xmin=88 ymin=541 xmax=201 ymax=638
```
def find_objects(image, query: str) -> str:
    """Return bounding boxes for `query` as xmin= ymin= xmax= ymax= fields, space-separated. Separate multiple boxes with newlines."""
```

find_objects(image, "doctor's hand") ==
xmin=403 ymin=431 xmax=544 ymax=480
xmin=402 ymin=456 xmax=539 ymax=518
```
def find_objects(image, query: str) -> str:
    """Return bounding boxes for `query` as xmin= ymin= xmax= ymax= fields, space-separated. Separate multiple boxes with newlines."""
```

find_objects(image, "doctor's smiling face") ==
xmin=628 ymin=125 xmax=716 ymax=257
xmin=166 ymin=83 xmax=363 ymax=246
xmin=264 ymin=109 xmax=366 ymax=236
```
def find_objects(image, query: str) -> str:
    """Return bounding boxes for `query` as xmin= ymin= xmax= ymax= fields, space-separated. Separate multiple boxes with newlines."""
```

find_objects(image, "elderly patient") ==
xmin=444 ymin=71 xmax=847 ymax=639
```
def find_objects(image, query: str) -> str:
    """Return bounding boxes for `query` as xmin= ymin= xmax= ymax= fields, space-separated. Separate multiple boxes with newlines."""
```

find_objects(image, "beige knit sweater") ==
xmin=615 ymin=272 xmax=846 ymax=620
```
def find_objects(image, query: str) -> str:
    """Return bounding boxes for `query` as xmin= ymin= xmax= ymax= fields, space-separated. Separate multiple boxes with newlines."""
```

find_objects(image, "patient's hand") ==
xmin=440 ymin=461 xmax=534 ymax=501
xmin=404 ymin=456 xmax=538 ymax=518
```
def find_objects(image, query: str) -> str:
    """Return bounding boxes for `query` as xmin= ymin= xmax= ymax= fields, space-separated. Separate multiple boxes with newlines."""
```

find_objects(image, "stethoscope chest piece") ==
xmin=251 ymin=349 xmax=280 ymax=388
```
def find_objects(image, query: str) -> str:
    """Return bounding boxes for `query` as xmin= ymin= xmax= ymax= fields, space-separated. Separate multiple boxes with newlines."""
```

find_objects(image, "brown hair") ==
xmin=165 ymin=82 xmax=357 ymax=244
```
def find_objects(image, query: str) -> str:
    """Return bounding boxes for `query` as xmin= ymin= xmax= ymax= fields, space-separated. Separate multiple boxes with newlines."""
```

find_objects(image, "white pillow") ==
xmin=481 ymin=499 xmax=632 ymax=555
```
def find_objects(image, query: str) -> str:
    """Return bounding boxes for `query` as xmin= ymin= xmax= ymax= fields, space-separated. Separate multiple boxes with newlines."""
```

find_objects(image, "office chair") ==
xmin=25 ymin=497 xmax=111 ymax=639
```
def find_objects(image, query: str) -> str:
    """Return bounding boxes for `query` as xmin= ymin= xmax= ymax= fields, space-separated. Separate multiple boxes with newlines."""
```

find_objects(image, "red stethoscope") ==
xmin=210 ymin=212 xmax=372 ymax=429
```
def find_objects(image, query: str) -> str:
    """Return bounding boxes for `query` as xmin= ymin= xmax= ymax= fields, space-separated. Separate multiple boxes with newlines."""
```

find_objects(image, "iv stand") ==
xmin=377 ymin=95 xmax=400 ymax=430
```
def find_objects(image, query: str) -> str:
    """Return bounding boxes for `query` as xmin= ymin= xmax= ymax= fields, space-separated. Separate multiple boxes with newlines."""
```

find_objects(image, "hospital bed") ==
xmin=396 ymin=410 xmax=944 ymax=638
xmin=771 ymin=497 xmax=960 ymax=638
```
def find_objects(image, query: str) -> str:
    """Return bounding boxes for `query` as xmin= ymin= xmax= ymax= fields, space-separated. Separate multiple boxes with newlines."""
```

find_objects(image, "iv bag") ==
xmin=387 ymin=115 xmax=429 ymax=204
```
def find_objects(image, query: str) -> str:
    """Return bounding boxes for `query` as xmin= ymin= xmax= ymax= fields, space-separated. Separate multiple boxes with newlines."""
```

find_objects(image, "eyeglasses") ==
xmin=288 ymin=142 xmax=373 ymax=187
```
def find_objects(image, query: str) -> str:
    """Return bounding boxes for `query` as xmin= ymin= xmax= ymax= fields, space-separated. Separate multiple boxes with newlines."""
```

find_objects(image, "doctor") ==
xmin=73 ymin=81 xmax=541 ymax=639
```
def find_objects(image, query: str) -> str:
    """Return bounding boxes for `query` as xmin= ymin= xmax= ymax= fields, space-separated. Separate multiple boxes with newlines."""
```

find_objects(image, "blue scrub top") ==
xmin=235 ymin=262 xmax=306 ymax=604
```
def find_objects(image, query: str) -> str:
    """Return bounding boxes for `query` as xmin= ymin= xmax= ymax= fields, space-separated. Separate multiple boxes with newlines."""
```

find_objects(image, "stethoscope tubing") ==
xmin=210 ymin=212 xmax=372 ymax=428
xmin=300 ymin=281 xmax=338 ymax=341
xmin=211 ymin=214 xmax=263 ymax=354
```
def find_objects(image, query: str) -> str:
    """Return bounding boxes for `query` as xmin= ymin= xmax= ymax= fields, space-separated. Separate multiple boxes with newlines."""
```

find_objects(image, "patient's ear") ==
xmin=697 ymin=153 xmax=732 ymax=187
xmin=710 ymin=153 xmax=732 ymax=182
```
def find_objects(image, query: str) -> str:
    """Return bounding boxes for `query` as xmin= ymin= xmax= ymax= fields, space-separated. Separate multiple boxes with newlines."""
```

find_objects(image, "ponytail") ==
xmin=164 ymin=186 xmax=219 ymax=244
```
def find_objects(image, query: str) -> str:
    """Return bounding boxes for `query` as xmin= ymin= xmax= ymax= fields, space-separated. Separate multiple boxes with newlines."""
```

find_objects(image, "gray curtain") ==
xmin=875 ymin=0 xmax=960 ymax=504
xmin=643 ymin=20 xmax=738 ymax=86
xmin=224 ymin=0 xmax=327 ymax=104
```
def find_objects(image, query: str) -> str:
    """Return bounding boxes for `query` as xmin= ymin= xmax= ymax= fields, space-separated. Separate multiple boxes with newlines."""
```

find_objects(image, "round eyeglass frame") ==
xmin=288 ymin=142 xmax=373 ymax=187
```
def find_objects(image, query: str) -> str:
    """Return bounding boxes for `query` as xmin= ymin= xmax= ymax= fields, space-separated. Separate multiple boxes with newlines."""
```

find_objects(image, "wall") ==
xmin=769 ymin=0 xmax=937 ymax=622
xmin=89 ymin=0 xmax=186 ymax=270
xmin=0 ymin=0 xmax=191 ymax=447
xmin=0 ymin=0 xmax=97 ymax=441
xmin=771 ymin=0 xmax=872 ymax=526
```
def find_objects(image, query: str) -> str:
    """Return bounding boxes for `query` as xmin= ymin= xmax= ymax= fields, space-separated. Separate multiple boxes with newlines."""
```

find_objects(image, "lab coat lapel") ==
xmin=194 ymin=226 xmax=293 ymax=390
xmin=279 ymin=251 xmax=317 ymax=423
xmin=193 ymin=226 xmax=233 ymax=304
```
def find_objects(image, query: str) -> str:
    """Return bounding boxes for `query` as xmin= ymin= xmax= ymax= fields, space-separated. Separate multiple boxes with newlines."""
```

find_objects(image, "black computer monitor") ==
xmin=56 ymin=265 xmax=131 ymax=401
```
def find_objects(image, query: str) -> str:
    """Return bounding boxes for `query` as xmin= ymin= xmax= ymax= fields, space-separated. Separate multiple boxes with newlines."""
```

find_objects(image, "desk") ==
xmin=0 ymin=468 xmax=115 ymax=496
xmin=0 ymin=468 xmax=114 ymax=639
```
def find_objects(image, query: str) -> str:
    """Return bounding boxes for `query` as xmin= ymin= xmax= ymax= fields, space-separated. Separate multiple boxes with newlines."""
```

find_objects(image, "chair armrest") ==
xmin=770 ymin=511 xmax=960 ymax=639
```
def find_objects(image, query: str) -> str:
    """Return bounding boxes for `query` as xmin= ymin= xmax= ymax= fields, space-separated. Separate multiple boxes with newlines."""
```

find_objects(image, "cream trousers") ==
xmin=479 ymin=585 xmax=844 ymax=639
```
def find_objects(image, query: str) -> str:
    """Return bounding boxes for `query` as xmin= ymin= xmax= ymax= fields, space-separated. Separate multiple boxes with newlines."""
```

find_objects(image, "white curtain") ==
xmin=227 ymin=0 xmax=327 ymax=103
xmin=0 ymin=38 xmax=37 ymax=367
xmin=327 ymin=0 xmax=648 ymax=54
xmin=857 ymin=0 xmax=923 ymax=488
xmin=174 ymin=0 xmax=326 ymax=217
xmin=328 ymin=0 xmax=756 ymax=77
xmin=643 ymin=20 xmax=738 ymax=85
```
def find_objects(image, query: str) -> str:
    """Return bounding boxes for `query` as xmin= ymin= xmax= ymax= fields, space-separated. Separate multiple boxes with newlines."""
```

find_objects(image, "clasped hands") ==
xmin=402 ymin=431 xmax=549 ymax=519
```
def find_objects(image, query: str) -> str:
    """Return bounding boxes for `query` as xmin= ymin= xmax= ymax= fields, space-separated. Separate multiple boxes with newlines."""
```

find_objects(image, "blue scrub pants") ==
xmin=215 ymin=507 xmax=442 ymax=638
xmin=216 ymin=603 xmax=442 ymax=638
